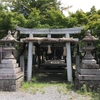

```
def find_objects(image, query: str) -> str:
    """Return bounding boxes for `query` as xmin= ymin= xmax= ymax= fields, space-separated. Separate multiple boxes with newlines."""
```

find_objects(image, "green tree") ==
xmin=40 ymin=9 xmax=66 ymax=28
xmin=90 ymin=6 xmax=97 ymax=14
xmin=0 ymin=4 xmax=27 ymax=35
xmin=2 ymin=0 xmax=61 ymax=18
xmin=2 ymin=0 xmax=67 ymax=28
xmin=69 ymin=10 xmax=89 ymax=26
xmin=26 ymin=8 xmax=40 ymax=28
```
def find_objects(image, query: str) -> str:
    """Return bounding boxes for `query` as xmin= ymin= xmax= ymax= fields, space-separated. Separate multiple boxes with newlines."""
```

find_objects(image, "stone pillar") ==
xmin=27 ymin=34 xmax=33 ymax=81
xmin=65 ymin=33 xmax=72 ymax=82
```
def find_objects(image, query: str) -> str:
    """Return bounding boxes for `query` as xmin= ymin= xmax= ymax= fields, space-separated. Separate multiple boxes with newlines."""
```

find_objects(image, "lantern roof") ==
xmin=0 ymin=30 xmax=18 ymax=43
xmin=82 ymin=30 xmax=98 ymax=41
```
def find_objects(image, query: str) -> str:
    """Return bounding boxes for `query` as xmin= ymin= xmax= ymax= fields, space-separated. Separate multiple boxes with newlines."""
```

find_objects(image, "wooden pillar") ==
xmin=66 ymin=33 xmax=72 ymax=82
xmin=20 ymin=55 xmax=25 ymax=73
xmin=38 ymin=45 xmax=41 ymax=68
xmin=52 ymin=44 xmax=54 ymax=60
xmin=42 ymin=52 xmax=44 ymax=63
xmin=76 ymin=55 xmax=80 ymax=72
xmin=27 ymin=34 xmax=33 ymax=81
xmin=76 ymin=44 xmax=80 ymax=72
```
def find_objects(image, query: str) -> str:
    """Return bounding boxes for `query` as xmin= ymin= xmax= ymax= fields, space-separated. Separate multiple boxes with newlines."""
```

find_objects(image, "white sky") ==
xmin=59 ymin=0 xmax=100 ymax=16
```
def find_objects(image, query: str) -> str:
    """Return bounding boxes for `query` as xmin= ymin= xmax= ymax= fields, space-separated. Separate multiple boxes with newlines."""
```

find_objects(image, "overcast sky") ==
xmin=59 ymin=0 xmax=100 ymax=16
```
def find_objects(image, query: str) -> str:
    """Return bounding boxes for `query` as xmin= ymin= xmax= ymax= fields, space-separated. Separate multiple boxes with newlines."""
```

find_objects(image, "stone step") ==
xmin=0 ymin=63 xmax=18 ymax=68
xmin=38 ymin=69 xmax=65 ymax=73
xmin=81 ymin=63 xmax=99 ymax=69
xmin=0 ymin=72 xmax=23 ymax=79
xmin=1 ymin=59 xmax=17 ymax=64
xmin=75 ymin=72 xmax=100 ymax=80
xmin=82 ymin=59 xmax=96 ymax=64
xmin=78 ymin=68 xmax=100 ymax=75
xmin=0 ymin=68 xmax=21 ymax=74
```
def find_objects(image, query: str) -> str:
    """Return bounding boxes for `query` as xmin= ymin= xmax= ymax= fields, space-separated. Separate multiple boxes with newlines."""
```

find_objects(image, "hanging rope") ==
xmin=63 ymin=47 xmax=66 ymax=56
xmin=33 ymin=46 xmax=35 ymax=55
xmin=47 ymin=45 xmax=52 ymax=54
xmin=38 ymin=40 xmax=41 ymax=44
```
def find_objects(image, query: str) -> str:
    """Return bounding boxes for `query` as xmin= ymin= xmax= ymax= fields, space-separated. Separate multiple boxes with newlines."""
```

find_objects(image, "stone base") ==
xmin=0 ymin=58 xmax=24 ymax=91
xmin=75 ymin=71 xmax=100 ymax=91
xmin=82 ymin=59 xmax=96 ymax=64
xmin=75 ymin=77 xmax=100 ymax=91
xmin=0 ymin=76 xmax=23 ymax=91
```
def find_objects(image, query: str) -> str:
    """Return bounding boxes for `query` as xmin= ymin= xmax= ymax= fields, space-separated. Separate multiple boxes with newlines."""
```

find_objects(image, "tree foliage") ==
xmin=1 ymin=1 xmax=100 ymax=39
xmin=2 ymin=0 xmax=61 ymax=17
xmin=2 ymin=0 xmax=68 ymax=29
xmin=1 ymin=1 xmax=100 ymax=59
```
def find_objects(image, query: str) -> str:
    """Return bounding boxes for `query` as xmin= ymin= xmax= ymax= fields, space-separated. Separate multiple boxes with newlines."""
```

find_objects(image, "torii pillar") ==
xmin=66 ymin=33 xmax=72 ymax=81
xmin=27 ymin=34 xmax=33 ymax=81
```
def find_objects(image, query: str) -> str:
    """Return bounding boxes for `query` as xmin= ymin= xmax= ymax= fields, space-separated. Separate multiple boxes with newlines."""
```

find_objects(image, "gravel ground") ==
xmin=0 ymin=86 xmax=92 ymax=100
xmin=0 ymin=68 xmax=94 ymax=100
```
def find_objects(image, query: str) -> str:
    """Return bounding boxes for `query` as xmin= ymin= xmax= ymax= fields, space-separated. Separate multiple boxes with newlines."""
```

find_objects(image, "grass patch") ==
xmin=91 ymin=91 xmax=100 ymax=100
xmin=31 ymin=74 xmax=40 ymax=83
xmin=76 ymin=90 xmax=100 ymax=100
xmin=57 ymin=82 xmax=74 ymax=95
xmin=75 ymin=84 xmax=100 ymax=100
xmin=22 ymin=82 xmax=48 ymax=94
xmin=21 ymin=80 xmax=100 ymax=99
xmin=21 ymin=80 xmax=73 ymax=94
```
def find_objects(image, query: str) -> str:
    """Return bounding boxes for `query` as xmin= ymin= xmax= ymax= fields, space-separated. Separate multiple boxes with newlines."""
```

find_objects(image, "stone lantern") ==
xmin=82 ymin=30 xmax=98 ymax=64
xmin=75 ymin=30 xmax=100 ymax=91
xmin=0 ymin=31 xmax=23 ymax=91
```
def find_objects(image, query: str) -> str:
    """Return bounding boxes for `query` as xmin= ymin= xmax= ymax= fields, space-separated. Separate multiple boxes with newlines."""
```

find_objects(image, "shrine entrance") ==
xmin=16 ymin=26 xmax=83 ymax=82
xmin=39 ymin=42 xmax=66 ymax=68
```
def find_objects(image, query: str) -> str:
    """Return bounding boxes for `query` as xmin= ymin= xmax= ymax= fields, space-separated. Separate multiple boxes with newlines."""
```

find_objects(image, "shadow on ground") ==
xmin=33 ymin=72 xmax=67 ymax=83
xmin=25 ymin=67 xmax=67 ymax=83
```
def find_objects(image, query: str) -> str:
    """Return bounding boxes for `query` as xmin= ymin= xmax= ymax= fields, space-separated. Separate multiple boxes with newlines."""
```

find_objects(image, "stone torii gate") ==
xmin=16 ymin=26 xmax=83 ymax=82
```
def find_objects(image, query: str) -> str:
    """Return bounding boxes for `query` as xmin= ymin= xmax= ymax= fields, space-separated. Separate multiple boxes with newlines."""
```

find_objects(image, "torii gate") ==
xmin=16 ymin=26 xmax=83 ymax=82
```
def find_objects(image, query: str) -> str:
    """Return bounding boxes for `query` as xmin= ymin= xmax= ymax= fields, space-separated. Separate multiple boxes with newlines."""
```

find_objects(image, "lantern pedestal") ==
xmin=0 ymin=58 xmax=23 ymax=91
